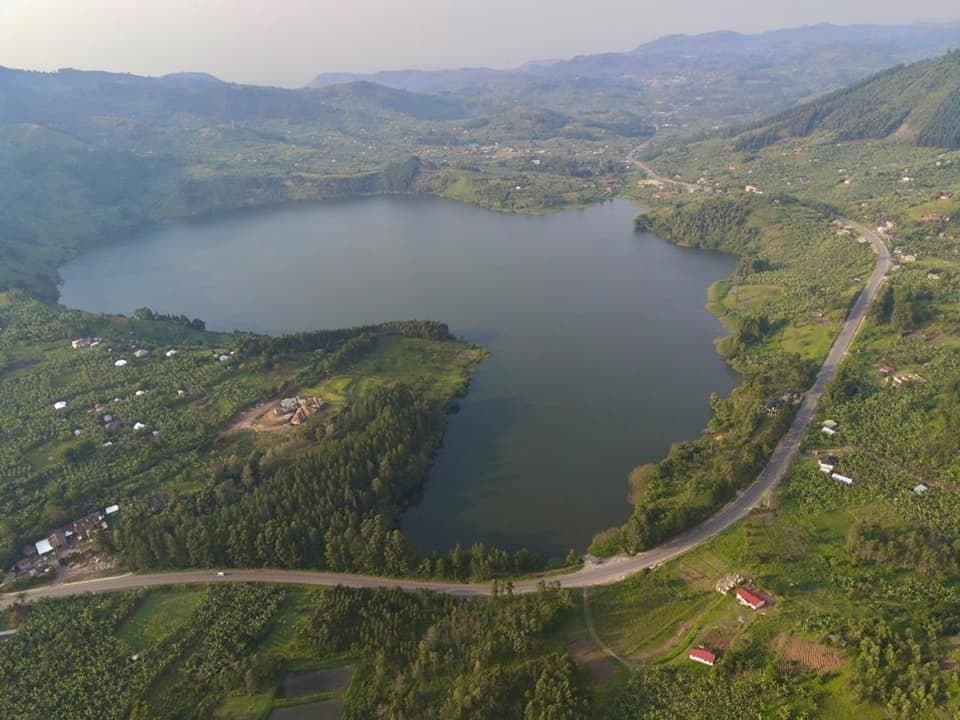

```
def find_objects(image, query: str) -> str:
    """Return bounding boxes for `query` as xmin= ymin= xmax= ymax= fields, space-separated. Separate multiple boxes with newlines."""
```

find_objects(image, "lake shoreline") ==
xmin=58 ymin=195 xmax=738 ymax=555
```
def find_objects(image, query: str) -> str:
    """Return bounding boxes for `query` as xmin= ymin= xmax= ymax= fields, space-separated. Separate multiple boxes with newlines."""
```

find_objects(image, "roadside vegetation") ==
xmin=590 ymin=195 xmax=872 ymax=554
xmin=0 ymin=583 xmax=589 ymax=720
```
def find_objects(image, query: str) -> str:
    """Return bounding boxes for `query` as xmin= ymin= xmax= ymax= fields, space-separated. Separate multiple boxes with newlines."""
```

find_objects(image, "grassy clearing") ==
xmin=778 ymin=319 xmax=842 ymax=361
xmin=721 ymin=284 xmax=783 ymax=311
xmin=304 ymin=336 xmax=484 ymax=411
xmin=255 ymin=588 xmax=326 ymax=664
xmin=117 ymin=588 xmax=206 ymax=652
xmin=213 ymin=694 xmax=274 ymax=720
xmin=588 ymin=569 xmax=712 ymax=661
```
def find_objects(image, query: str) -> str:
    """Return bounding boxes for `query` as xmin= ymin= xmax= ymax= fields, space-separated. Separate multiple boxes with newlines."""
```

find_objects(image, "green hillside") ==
xmin=733 ymin=50 xmax=960 ymax=150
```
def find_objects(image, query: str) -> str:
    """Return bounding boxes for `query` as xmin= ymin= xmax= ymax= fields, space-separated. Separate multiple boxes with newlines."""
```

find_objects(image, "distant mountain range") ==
xmin=310 ymin=22 xmax=960 ymax=91
xmin=0 ymin=66 xmax=467 ymax=136
xmin=307 ymin=22 xmax=960 ymax=130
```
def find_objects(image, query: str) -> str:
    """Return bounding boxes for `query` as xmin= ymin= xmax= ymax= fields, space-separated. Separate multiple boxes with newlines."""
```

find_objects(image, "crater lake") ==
xmin=59 ymin=197 xmax=737 ymax=557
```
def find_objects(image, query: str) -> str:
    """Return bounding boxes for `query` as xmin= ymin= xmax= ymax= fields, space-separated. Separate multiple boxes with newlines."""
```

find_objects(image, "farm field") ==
xmin=0 ymin=583 xmax=588 ymax=719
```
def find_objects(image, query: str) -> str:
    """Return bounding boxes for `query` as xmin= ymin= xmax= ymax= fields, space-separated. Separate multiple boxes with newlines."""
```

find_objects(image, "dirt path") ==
xmin=582 ymin=588 xmax=633 ymax=672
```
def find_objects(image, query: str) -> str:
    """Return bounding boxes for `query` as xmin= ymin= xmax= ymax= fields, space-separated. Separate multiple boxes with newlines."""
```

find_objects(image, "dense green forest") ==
xmin=111 ymin=383 xmax=543 ymax=579
xmin=730 ymin=50 xmax=960 ymax=151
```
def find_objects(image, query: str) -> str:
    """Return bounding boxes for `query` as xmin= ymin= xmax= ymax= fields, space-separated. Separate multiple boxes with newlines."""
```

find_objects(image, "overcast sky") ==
xmin=0 ymin=1 xmax=957 ymax=87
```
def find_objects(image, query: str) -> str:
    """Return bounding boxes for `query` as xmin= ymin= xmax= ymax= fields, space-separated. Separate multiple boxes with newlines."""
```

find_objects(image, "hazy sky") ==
xmin=1 ymin=1 xmax=957 ymax=87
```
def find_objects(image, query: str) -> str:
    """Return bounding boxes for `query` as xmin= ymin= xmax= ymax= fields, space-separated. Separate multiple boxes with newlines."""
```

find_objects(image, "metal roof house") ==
xmin=736 ymin=587 xmax=767 ymax=610
xmin=34 ymin=538 xmax=53 ymax=556
xmin=689 ymin=647 xmax=717 ymax=666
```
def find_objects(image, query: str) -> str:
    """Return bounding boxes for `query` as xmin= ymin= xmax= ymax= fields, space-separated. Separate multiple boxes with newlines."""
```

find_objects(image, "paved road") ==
xmin=627 ymin=142 xmax=699 ymax=193
xmin=0 ymin=223 xmax=889 ymax=610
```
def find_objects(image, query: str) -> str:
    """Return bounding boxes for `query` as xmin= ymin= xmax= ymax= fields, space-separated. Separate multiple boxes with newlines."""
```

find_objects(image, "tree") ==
xmin=890 ymin=286 xmax=916 ymax=334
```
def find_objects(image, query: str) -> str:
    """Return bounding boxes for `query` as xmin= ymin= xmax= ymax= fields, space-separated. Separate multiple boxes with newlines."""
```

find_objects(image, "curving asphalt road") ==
xmin=0 ymin=219 xmax=889 ymax=610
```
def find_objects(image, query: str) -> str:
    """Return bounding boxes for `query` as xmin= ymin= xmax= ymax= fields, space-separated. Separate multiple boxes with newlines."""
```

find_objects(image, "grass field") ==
xmin=117 ymin=588 xmax=206 ymax=652
xmin=303 ymin=336 xmax=485 ymax=411
xmin=213 ymin=694 xmax=274 ymax=720
xmin=254 ymin=588 xmax=325 ymax=664
xmin=588 ymin=569 xmax=715 ymax=662
xmin=778 ymin=318 xmax=842 ymax=360
xmin=721 ymin=284 xmax=784 ymax=311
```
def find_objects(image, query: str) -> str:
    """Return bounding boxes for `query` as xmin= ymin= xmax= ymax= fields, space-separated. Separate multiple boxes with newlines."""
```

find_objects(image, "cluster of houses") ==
xmin=820 ymin=419 xmax=839 ymax=438
xmin=274 ymin=396 xmax=325 ymax=426
xmin=879 ymin=363 xmax=928 ymax=388
xmin=889 ymin=372 xmax=927 ymax=388
xmin=816 ymin=451 xmax=854 ymax=486
xmin=892 ymin=246 xmax=917 ymax=263
xmin=690 ymin=584 xmax=768 ymax=667
xmin=7 ymin=505 xmax=120 ymax=581
xmin=818 ymin=443 xmax=932 ymax=494
xmin=876 ymin=220 xmax=896 ymax=239
xmin=764 ymin=392 xmax=803 ymax=416
xmin=71 ymin=337 xmax=184 ymax=368
xmin=834 ymin=224 xmax=854 ymax=237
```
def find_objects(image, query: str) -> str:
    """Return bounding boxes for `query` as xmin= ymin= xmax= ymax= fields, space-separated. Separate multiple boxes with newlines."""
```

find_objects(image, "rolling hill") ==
xmin=732 ymin=50 xmax=960 ymax=150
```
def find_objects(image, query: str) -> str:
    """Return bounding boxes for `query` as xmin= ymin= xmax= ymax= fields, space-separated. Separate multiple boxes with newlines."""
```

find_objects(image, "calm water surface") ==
xmin=59 ymin=197 xmax=737 ymax=556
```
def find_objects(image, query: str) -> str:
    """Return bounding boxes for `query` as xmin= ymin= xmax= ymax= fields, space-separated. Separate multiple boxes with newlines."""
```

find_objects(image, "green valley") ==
xmin=5 ymin=19 xmax=960 ymax=720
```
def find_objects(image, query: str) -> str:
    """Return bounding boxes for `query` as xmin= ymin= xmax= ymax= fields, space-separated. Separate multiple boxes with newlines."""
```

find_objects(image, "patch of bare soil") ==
xmin=773 ymin=635 xmax=845 ymax=674
xmin=59 ymin=549 xmax=122 ymax=583
xmin=225 ymin=401 xmax=298 ymax=434
xmin=701 ymin=629 xmax=733 ymax=652
xmin=567 ymin=638 xmax=616 ymax=684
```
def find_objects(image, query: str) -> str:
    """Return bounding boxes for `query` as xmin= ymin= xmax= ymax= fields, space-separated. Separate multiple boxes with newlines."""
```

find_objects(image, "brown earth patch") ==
xmin=700 ymin=629 xmax=732 ymax=652
xmin=774 ymin=635 xmax=845 ymax=674
xmin=567 ymin=637 xmax=617 ymax=684
xmin=225 ymin=402 xmax=300 ymax=434
xmin=223 ymin=386 xmax=318 ymax=435
xmin=677 ymin=563 xmax=708 ymax=586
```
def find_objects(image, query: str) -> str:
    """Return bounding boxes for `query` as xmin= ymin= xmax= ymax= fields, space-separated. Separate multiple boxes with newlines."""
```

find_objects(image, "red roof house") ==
xmin=736 ymin=587 xmax=766 ymax=610
xmin=689 ymin=647 xmax=717 ymax=666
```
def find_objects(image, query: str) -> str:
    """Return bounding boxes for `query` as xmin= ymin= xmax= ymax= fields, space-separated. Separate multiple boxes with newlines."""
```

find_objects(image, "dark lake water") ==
xmin=59 ymin=196 xmax=737 ymax=557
